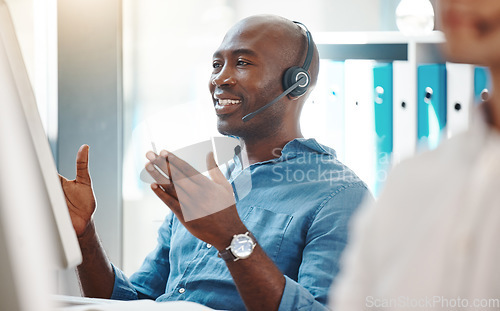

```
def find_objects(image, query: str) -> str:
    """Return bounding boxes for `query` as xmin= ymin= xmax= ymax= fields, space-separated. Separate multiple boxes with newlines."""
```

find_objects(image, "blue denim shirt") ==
xmin=111 ymin=138 xmax=370 ymax=310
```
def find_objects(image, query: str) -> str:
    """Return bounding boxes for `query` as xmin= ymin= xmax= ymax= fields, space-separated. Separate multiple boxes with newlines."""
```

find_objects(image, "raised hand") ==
xmin=146 ymin=150 xmax=246 ymax=250
xmin=59 ymin=144 xmax=96 ymax=237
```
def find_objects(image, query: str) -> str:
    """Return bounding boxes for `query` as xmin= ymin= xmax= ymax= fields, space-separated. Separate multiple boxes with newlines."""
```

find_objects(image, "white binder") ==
xmin=392 ymin=61 xmax=417 ymax=165
xmin=344 ymin=59 xmax=376 ymax=193
xmin=446 ymin=62 xmax=474 ymax=138
xmin=308 ymin=60 xmax=345 ymax=161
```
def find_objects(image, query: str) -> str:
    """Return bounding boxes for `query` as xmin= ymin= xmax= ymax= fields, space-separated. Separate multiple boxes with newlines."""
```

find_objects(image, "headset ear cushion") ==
xmin=282 ymin=66 xmax=310 ymax=97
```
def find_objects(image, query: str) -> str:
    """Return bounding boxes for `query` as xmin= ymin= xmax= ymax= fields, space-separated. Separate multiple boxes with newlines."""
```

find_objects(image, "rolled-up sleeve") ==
xmin=278 ymin=183 xmax=371 ymax=311
xmin=279 ymin=275 xmax=328 ymax=311
xmin=110 ymin=264 xmax=140 ymax=300
xmin=110 ymin=212 xmax=174 ymax=301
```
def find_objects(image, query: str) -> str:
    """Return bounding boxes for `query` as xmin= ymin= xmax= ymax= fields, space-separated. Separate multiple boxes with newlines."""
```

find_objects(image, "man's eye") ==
xmin=237 ymin=60 xmax=249 ymax=66
xmin=212 ymin=62 xmax=222 ymax=69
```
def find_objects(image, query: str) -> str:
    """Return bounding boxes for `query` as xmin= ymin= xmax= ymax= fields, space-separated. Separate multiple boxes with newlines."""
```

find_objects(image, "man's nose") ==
xmin=211 ymin=65 xmax=236 ymax=87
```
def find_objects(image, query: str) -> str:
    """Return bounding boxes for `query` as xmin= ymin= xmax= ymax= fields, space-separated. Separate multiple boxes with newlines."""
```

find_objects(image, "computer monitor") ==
xmin=0 ymin=1 xmax=82 ymax=310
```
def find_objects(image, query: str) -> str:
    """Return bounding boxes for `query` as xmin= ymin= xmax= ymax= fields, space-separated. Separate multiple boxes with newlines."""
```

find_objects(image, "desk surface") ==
xmin=53 ymin=295 xmax=216 ymax=311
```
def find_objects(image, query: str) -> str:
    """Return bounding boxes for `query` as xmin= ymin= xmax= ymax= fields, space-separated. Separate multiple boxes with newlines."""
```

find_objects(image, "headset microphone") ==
xmin=242 ymin=76 xmax=307 ymax=122
xmin=242 ymin=21 xmax=313 ymax=122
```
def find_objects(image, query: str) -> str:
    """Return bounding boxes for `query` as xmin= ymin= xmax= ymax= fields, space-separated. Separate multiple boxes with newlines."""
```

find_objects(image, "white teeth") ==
xmin=217 ymin=99 xmax=241 ymax=106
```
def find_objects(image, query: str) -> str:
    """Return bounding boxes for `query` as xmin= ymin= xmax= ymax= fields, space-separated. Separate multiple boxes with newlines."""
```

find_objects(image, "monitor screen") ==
xmin=0 ymin=1 xmax=82 ymax=310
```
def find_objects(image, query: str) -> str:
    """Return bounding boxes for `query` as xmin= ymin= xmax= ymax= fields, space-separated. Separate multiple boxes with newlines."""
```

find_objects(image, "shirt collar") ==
xmin=230 ymin=138 xmax=337 ymax=169
xmin=275 ymin=138 xmax=337 ymax=161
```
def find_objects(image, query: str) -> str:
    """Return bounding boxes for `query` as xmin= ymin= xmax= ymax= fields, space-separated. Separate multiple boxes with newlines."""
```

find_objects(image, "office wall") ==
xmin=231 ymin=0 xmax=382 ymax=31
xmin=57 ymin=0 xmax=123 ymax=295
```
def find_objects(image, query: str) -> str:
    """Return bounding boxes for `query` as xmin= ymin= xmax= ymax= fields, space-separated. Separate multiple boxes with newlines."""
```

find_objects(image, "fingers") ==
xmin=145 ymin=151 xmax=173 ymax=186
xmin=145 ymin=162 xmax=171 ymax=185
xmin=144 ymin=151 xmax=178 ymax=199
xmin=206 ymin=152 xmax=232 ymax=193
xmin=163 ymin=151 xmax=203 ymax=182
xmin=146 ymin=151 xmax=171 ymax=179
xmin=76 ymin=145 xmax=91 ymax=185
xmin=161 ymin=182 xmax=179 ymax=200
xmin=151 ymin=183 xmax=183 ymax=221
xmin=206 ymin=151 xmax=218 ymax=171
xmin=146 ymin=151 xmax=204 ymax=196
xmin=145 ymin=163 xmax=178 ymax=200
xmin=59 ymin=174 xmax=69 ymax=185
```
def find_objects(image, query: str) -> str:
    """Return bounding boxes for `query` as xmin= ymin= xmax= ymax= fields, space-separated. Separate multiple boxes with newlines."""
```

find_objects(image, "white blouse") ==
xmin=331 ymin=108 xmax=500 ymax=310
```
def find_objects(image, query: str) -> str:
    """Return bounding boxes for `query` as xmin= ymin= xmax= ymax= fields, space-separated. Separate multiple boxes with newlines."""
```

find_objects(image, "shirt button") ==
xmin=178 ymin=288 xmax=185 ymax=294
xmin=207 ymin=243 xmax=212 ymax=249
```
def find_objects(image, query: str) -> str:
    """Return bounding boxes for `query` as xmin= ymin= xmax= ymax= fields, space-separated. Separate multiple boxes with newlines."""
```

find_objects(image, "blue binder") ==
xmin=417 ymin=64 xmax=447 ymax=151
xmin=373 ymin=63 xmax=393 ymax=195
xmin=474 ymin=66 xmax=492 ymax=104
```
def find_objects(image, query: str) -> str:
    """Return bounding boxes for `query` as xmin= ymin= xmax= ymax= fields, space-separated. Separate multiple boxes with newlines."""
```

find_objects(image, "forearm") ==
xmin=76 ymin=220 xmax=115 ymax=298
xmin=225 ymin=246 xmax=286 ymax=311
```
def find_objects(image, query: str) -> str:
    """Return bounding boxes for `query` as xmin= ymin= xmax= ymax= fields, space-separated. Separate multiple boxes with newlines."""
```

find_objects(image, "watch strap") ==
xmin=218 ymin=247 xmax=237 ymax=261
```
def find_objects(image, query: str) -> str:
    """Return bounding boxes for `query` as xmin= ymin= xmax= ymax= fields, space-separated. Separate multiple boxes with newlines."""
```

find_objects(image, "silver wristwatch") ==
xmin=218 ymin=232 xmax=257 ymax=262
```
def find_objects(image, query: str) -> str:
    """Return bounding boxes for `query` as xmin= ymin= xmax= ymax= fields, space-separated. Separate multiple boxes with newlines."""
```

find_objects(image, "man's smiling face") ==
xmin=208 ymin=16 xmax=304 ymax=139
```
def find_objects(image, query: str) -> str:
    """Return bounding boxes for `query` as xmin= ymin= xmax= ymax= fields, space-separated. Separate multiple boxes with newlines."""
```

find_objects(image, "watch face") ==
xmin=230 ymin=234 xmax=254 ymax=259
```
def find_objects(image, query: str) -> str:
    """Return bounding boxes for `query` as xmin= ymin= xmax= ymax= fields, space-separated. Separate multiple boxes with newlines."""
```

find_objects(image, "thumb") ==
xmin=206 ymin=152 xmax=231 ymax=192
xmin=59 ymin=174 xmax=69 ymax=186
xmin=76 ymin=144 xmax=91 ymax=185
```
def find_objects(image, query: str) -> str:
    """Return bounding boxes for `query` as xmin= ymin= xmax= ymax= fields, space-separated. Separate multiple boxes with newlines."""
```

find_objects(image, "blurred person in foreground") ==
xmin=330 ymin=0 xmax=500 ymax=310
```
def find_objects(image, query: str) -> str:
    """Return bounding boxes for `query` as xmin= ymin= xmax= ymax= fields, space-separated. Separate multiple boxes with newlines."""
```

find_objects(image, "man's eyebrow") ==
xmin=231 ymin=48 xmax=258 ymax=57
xmin=212 ymin=48 xmax=258 ymax=59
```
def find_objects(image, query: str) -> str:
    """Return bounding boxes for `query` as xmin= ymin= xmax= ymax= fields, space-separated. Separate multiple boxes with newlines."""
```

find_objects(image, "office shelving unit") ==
xmin=315 ymin=31 xmax=445 ymax=63
xmin=310 ymin=31 xmax=447 ymax=194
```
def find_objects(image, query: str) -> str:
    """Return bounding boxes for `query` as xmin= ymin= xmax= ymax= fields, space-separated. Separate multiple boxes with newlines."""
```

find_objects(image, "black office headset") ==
xmin=282 ymin=21 xmax=314 ymax=97
xmin=242 ymin=21 xmax=314 ymax=122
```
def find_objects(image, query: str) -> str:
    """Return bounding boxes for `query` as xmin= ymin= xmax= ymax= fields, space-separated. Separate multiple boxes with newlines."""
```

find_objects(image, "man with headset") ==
xmin=60 ymin=15 xmax=370 ymax=310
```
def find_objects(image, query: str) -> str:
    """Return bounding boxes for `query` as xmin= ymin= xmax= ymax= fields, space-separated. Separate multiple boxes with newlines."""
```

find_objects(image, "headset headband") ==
xmin=293 ymin=21 xmax=313 ymax=71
